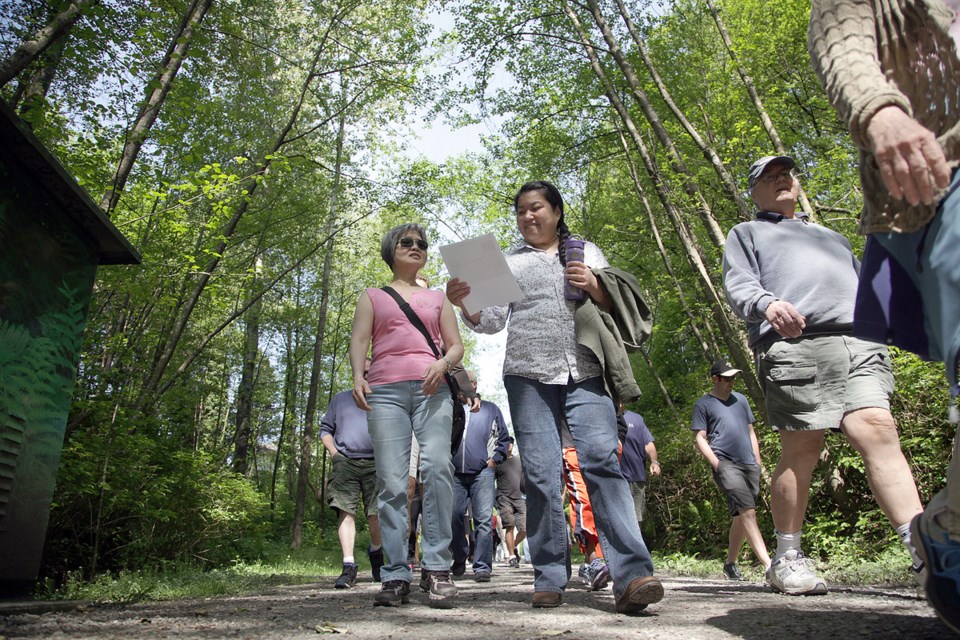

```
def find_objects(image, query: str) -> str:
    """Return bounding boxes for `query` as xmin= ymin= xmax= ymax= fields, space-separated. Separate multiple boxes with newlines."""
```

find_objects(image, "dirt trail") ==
xmin=0 ymin=564 xmax=951 ymax=639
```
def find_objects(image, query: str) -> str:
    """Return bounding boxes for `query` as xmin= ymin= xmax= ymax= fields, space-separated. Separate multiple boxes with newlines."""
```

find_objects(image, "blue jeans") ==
xmin=870 ymin=168 xmax=960 ymax=392
xmin=869 ymin=170 xmax=960 ymax=530
xmin=451 ymin=466 xmax=496 ymax=574
xmin=367 ymin=381 xmax=454 ymax=583
xmin=503 ymin=375 xmax=655 ymax=598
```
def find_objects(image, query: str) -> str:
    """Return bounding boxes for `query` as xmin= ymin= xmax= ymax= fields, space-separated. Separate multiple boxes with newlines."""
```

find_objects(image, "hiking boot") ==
xmin=911 ymin=509 xmax=960 ymax=633
xmin=585 ymin=558 xmax=611 ymax=591
xmin=508 ymin=557 xmax=520 ymax=568
xmin=373 ymin=580 xmax=410 ymax=606
xmin=532 ymin=591 xmax=562 ymax=608
xmin=474 ymin=571 xmax=491 ymax=583
xmin=368 ymin=547 xmax=384 ymax=583
xmin=723 ymin=562 xmax=744 ymax=581
xmin=615 ymin=575 xmax=664 ymax=614
xmin=766 ymin=550 xmax=828 ymax=595
xmin=451 ymin=558 xmax=467 ymax=577
xmin=334 ymin=562 xmax=358 ymax=589
xmin=420 ymin=570 xmax=458 ymax=608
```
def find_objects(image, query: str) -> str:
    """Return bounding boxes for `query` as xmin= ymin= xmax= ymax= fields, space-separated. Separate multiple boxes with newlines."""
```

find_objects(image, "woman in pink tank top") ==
xmin=348 ymin=223 xmax=464 ymax=608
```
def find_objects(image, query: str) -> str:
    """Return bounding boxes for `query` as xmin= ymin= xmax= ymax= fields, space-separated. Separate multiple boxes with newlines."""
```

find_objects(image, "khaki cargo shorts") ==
xmin=756 ymin=334 xmax=893 ymax=431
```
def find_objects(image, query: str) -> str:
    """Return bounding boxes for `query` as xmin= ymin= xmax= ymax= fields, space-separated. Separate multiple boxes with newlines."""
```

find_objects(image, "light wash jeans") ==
xmin=504 ymin=375 xmax=655 ymax=598
xmin=367 ymin=380 xmax=454 ymax=583
xmin=451 ymin=466 xmax=496 ymax=574
xmin=872 ymin=169 xmax=960 ymax=534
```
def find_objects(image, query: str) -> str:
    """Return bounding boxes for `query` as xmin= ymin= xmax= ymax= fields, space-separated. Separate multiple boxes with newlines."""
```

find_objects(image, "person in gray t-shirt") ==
xmin=692 ymin=359 xmax=771 ymax=581
xmin=722 ymin=155 xmax=923 ymax=596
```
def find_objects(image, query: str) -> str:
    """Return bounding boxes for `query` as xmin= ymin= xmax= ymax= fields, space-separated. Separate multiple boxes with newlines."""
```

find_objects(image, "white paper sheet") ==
xmin=438 ymin=233 xmax=523 ymax=316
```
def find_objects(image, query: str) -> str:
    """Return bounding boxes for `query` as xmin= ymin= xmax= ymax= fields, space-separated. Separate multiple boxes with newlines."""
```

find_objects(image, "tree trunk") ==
xmin=614 ymin=124 xmax=718 ymax=362
xmin=703 ymin=0 xmax=815 ymax=219
xmin=564 ymin=1 xmax=765 ymax=410
xmin=15 ymin=37 xmax=64 ymax=120
xmin=271 ymin=309 xmax=300 ymax=520
xmin=610 ymin=0 xmax=752 ymax=221
xmin=232 ymin=256 xmax=262 ymax=475
xmin=100 ymin=0 xmax=214 ymax=215
xmin=582 ymin=0 xmax=727 ymax=249
xmin=0 ymin=0 xmax=95 ymax=87
xmin=135 ymin=42 xmax=332 ymax=413
xmin=291 ymin=84 xmax=347 ymax=549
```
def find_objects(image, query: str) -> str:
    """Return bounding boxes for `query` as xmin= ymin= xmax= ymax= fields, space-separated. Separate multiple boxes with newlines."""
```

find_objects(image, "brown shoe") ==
xmin=532 ymin=591 xmax=562 ymax=608
xmin=615 ymin=576 xmax=663 ymax=614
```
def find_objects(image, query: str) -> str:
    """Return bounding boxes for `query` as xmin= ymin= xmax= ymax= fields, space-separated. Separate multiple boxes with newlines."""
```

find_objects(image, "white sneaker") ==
xmin=766 ymin=550 xmax=828 ymax=595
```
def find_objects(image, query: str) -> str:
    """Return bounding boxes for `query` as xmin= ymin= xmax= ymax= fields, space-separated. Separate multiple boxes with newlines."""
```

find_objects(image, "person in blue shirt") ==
xmin=692 ymin=359 xmax=772 ymax=582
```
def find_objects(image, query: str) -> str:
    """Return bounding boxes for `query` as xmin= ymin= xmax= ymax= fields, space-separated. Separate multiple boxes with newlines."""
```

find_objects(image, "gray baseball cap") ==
xmin=748 ymin=155 xmax=795 ymax=188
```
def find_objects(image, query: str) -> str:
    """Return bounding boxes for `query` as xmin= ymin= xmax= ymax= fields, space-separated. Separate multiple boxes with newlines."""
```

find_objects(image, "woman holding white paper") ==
xmin=445 ymin=181 xmax=662 ymax=613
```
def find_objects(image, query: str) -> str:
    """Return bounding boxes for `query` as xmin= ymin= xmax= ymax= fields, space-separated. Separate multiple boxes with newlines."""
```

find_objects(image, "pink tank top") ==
xmin=366 ymin=287 xmax=445 ymax=386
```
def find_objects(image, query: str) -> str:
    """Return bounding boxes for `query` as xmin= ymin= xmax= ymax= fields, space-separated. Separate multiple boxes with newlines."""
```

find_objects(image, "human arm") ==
xmin=748 ymin=423 xmax=763 ymax=471
xmin=723 ymin=227 xmax=805 ymax=338
xmin=645 ymin=441 xmax=660 ymax=476
xmin=694 ymin=430 xmax=720 ymax=472
xmin=319 ymin=401 xmax=339 ymax=456
xmin=489 ymin=408 xmax=511 ymax=467
xmin=808 ymin=0 xmax=950 ymax=205
xmin=349 ymin=291 xmax=374 ymax=411
xmin=320 ymin=432 xmax=339 ymax=457
xmin=421 ymin=296 xmax=464 ymax=396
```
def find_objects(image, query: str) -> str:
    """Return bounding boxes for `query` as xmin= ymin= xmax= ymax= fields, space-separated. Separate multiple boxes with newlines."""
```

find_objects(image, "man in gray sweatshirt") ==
xmin=722 ymin=155 xmax=923 ymax=596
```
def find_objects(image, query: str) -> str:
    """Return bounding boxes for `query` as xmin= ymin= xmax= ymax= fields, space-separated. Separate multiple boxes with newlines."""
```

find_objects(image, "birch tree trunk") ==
xmin=704 ymin=0 xmax=815 ymax=219
xmin=582 ymin=0 xmax=727 ymax=249
xmin=0 ymin=0 xmax=95 ymax=86
xmin=610 ymin=0 xmax=752 ymax=221
xmin=564 ymin=1 xmax=764 ymax=409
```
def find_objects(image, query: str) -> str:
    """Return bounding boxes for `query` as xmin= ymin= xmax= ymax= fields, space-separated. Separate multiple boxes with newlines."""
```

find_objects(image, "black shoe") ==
xmin=368 ymin=547 xmax=384 ymax=582
xmin=723 ymin=562 xmax=744 ymax=581
xmin=374 ymin=580 xmax=410 ymax=606
xmin=420 ymin=570 xmax=458 ymax=608
xmin=451 ymin=558 xmax=467 ymax=577
xmin=334 ymin=562 xmax=358 ymax=589
xmin=474 ymin=571 xmax=491 ymax=583
xmin=508 ymin=557 xmax=519 ymax=568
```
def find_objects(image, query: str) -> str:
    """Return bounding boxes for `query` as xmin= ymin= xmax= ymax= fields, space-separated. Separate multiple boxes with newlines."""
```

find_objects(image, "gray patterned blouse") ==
xmin=463 ymin=240 xmax=609 ymax=385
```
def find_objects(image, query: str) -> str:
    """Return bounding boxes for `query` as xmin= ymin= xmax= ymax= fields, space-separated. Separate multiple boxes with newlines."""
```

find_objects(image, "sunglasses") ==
xmin=397 ymin=237 xmax=429 ymax=251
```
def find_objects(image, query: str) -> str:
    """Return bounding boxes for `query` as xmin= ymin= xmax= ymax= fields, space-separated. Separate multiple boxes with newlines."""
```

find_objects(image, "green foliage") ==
xmin=44 ymin=422 xmax=271 ymax=583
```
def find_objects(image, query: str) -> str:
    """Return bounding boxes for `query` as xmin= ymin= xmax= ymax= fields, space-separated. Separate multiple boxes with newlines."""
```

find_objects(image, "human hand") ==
xmin=649 ymin=461 xmax=661 ymax=477
xmin=564 ymin=261 xmax=598 ymax=296
xmin=866 ymin=105 xmax=951 ymax=206
xmin=353 ymin=378 xmax=373 ymax=411
xmin=446 ymin=278 xmax=471 ymax=309
xmin=421 ymin=359 xmax=448 ymax=396
xmin=765 ymin=300 xmax=805 ymax=338
xmin=467 ymin=396 xmax=481 ymax=412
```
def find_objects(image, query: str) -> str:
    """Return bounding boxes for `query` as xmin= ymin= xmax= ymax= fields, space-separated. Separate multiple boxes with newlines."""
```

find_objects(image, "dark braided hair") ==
xmin=514 ymin=180 xmax=573 ymax=266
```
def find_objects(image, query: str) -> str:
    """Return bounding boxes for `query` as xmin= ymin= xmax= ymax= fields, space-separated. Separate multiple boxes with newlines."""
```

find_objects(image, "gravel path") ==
xmin=0 ymin=564 xmax=951 ymax=639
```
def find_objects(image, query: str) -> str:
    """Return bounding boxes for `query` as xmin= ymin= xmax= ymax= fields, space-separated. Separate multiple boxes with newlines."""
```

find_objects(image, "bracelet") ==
xmin=442 ymin=357 xmax=451 ymax=371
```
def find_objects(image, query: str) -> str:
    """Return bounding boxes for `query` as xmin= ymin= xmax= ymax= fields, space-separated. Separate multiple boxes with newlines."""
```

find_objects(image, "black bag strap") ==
xmin=380 ymin=286 xmax=443 ymax=360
